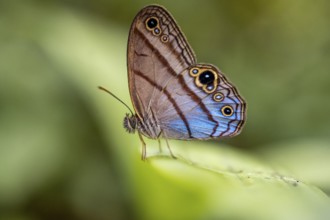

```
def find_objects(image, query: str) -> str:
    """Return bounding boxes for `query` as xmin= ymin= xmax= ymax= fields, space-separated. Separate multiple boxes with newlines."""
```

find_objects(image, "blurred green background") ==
xmin=1 ymin=0 xmax=330 ymax=219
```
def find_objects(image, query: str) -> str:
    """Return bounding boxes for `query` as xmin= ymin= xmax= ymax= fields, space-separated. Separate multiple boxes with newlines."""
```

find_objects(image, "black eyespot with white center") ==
xmin=199 ymin=71 xmax=215 ymax=85
xmin=154 ymin=28 xmax=161 ymax=35
xmin=146 ymin=17 xmax=158 ymax=29
xmin=221 ymin=105 xmax=234 ymax=117
xmin=192 ymin=68 xmax=198 ymax=75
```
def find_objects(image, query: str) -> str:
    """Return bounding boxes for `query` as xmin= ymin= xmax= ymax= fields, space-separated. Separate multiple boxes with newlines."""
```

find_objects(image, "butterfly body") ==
xmin=123 ymin=5 xmax=246 ymax=158
xmin=124 ymin=113 xmax=161 ymax=139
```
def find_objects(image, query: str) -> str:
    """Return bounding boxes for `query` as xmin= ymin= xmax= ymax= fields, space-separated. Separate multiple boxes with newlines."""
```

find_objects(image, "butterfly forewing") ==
xmin=127 ymin=5 xmax=195 ymax=121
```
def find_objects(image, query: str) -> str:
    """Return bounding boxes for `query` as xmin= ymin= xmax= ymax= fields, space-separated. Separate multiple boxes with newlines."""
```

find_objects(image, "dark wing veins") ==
xmin=134 ymin=50 xmax=149 ymax=57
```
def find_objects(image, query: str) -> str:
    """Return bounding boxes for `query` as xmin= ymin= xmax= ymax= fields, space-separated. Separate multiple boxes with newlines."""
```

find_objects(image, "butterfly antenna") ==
xmin=98 ymin=86 xmax=134 ymax=115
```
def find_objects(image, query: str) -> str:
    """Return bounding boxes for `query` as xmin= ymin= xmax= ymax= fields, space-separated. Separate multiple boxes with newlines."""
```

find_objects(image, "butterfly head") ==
xmin=123 ymin=113 xmax=138 ymax=134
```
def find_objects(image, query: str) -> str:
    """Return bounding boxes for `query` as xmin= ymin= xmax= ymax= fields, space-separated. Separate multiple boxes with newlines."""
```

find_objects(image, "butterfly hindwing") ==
xmin=157 ymin=64 xmax=246 ymax=139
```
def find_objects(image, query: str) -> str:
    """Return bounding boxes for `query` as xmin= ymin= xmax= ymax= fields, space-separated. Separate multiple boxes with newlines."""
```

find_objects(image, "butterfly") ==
xmin=100 ymin=5 xmax=246 ymax=160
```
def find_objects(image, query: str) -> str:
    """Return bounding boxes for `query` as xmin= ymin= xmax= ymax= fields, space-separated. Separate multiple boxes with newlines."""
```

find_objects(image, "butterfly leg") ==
xmin=163 ymin=135 xmax=177 ymax=159
xmin=157 ymin=138 xmax=163 ymax=153
xmin=138 ymin=132 xmax=147 ymax=160
xmin=157 ymin=131 xmax=176 ymax=158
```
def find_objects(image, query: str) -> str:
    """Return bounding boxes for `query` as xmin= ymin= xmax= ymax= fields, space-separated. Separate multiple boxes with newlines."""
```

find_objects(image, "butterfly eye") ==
xmin=199 ymin=71 xmax=215 ymax=85
xmin=146 ymin=17 xmax=158 ymax=29
xmin=221 ymin=105 xmax=234 ymax=117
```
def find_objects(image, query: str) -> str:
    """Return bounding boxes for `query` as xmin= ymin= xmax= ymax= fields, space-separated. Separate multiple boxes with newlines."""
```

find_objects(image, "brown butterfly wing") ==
xmin=127 ymin=5 xmax=196 ymax=122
